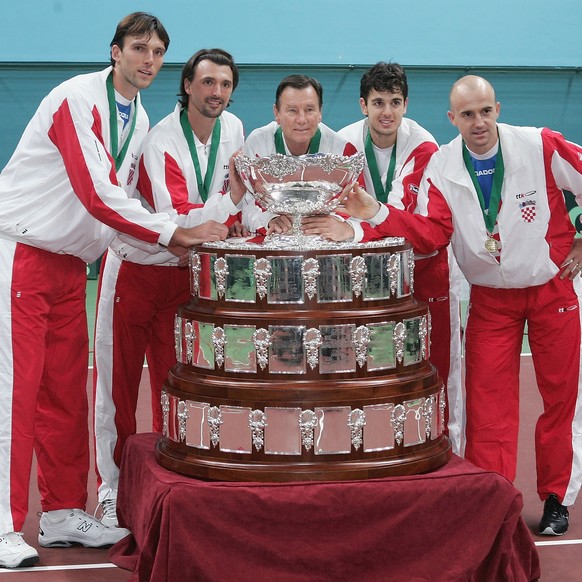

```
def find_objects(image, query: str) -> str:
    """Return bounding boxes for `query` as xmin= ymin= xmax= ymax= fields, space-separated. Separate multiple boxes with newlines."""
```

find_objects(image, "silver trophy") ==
xmin=235 ymin=152 xmax=365 ymax=247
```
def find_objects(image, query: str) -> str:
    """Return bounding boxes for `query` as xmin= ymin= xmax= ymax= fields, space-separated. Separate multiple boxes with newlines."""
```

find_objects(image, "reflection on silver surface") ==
xmin=420 ymin=315 xmax=429 ymax=361
xmin=225 ymin=255 xmax=256 ymax=302
xmin=194 ymin=322 xmax=215 ymax=369
xmin=224 ymin=325 xmax=257 ymax=373
xmin=219 ymin=406 xmax=252 ymax=454
xmin=422 ymin=395 xmax=436 ymax=441
xmin=317 ymin=255 xmax=352 ymax=302
xmin=407 ymin=249 xmax=415 ymax=294
xmin=363 ymin=253 xmax=391 ymax=300
xmin=268 ymin=256 xmax=304 ymax=304
xmin=264 ymin=407 xmax=302 ymax=455
xmin=302 ymin=258 xmax=319 ymax=300
xmin=367 ymin=322 xmax=396 ymax=371
xmin=388 ymin=253 xmax=400 ymax=297
xmin=269 ymin=326 xmax=306 ymax=374
xmin=363 ymin=404 xmax=395 ymax=452
xmin=168 ymin=395 xmax=179 ymax=443
xmin=320 ymin=325 xmax=356 ymax=373
xmin=404 ymin=318 xmax=421 ymax=366
xmin=185 ymin=401 xmax=210 ymax=449
xmin=198 ymin=253 xmax=217 ymax=300
xmin=403 ymin=398 xmax=426 ymax=447
xmin=314 ymin=407 xmax=352 ymax=455
xmin=185 ymin=321 xmax=193 ymax=365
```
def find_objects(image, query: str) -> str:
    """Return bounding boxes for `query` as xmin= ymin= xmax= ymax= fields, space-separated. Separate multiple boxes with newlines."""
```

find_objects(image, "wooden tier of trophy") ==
xmin=156 ymin=153 xmax=451 ymax=481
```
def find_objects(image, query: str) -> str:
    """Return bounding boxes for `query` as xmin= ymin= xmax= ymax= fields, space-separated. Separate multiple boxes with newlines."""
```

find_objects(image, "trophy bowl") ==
xmin=234 ymin=152 xmax=364 ymax=246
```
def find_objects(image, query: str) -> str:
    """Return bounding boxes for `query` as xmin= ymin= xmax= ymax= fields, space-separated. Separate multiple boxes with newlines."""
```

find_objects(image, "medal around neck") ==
xmin=484 ymin=236 xmax=500 ymax=253
xmin=235 ymin=152 xmax=364 ymax=248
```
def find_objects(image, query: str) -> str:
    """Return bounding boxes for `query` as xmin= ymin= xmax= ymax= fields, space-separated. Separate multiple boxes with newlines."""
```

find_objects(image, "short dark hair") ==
xmin=275 ymin=75 xmax=323 ymax=109
xmin=360 ymin=62 xmax=408 ymax=102
xmin=178 ymin=48 xmax=239 ymax=108
xmin=109 ymin=12 xmax=170 ymax=66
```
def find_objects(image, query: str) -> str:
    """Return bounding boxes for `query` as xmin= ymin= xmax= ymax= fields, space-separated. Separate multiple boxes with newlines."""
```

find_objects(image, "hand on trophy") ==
xmin=168 ymin=220 xmax=229 ymax=256
xmin=229 ymin=221 xmax=250 ymax=238
xmin=337 ymin=182 xmax=382 ymax=221
xmin=267 ymin=214 xmax=294 ymax=235
xmin=301 ymin=214 xmax=355 ymax=242
xmin=228 ymin=151 xmax=248 ymax=206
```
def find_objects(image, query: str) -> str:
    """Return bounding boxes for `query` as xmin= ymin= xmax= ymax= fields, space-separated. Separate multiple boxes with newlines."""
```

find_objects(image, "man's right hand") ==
xmin=337 ymin=182 xmax=382 ymax=220
xmin=267 ymin=214 xmax=294 ymax=235
xmin=167 ymin=221 xmax=228 ymax=256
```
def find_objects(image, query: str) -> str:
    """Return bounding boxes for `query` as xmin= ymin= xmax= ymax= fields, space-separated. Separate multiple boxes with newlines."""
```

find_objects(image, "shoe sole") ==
xmin=0 ymin=554 xmax=40 ymax=568
xmin=39 ymin=538 xmax=115 ymax=549
xmin=538 ymin=526 xmax=567 ymax=536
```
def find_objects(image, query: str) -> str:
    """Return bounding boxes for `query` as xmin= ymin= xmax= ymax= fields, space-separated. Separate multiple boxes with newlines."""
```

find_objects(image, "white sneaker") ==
xmin=38 ymin=509 xmax=130 ymax=548
xmin=0 ymin=532 xmax=39 ymax=568
xmin=95 ymin=497 xmax=119 ymax=528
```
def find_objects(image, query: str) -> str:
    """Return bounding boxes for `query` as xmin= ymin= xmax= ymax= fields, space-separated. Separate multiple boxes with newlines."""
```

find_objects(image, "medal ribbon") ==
xmin=180 ymin=108 xmax=221 ymax=203
xmin=106 ymin=72 xmax=138 ymax=171
xmin=462 ymin=139 xmax=505 ymax=232
xmin=364 ymin=129 xmax=397 ymax=203
xmin=274 ymin=126 xmax=322 ymax=155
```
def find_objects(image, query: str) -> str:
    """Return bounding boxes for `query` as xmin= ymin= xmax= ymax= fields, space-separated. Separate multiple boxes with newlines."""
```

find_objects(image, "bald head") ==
xmin=447 ymin=75 xmax=500 ymax=155
xmin=449 ymin=75 xmax=496 ymax=110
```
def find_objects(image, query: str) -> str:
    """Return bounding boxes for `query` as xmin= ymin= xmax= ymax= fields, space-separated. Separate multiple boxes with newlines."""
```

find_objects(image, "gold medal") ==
xmin=484 ymin=236 xmax=499 ymax=253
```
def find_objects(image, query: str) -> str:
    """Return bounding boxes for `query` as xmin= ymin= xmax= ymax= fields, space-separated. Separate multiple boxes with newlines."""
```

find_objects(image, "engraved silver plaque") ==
xmin=268 ymin=256 xmax=304 ymax=304
xmin=367 ymin=322 xmax=396 ymax=371
xmin=193 ymin=321 xmax=215 ymax=369
xmin=403 ymin=398 xmax=426 ymax=447
xmin=320 ymin=325 xmax=356 ymax=374
xmin=190 ymin=252 xmax=201 ymax=296
xmin=317 ymin=255 xmax=352 ymax=303
xmin=219 ymin=406 xmax=252 ymax=454
xmin=399 ymin=249 xmax=413 ymax=297
xmin=363 ymin=403 xmax=395 ymax=452
xmin=224 ymin=325 xmax=257 ymax=373
xmin=264 ymin=407 xmax=302 ymax=455
xmin=198 ymin=253 xmax=217 ymax=300
xmin=314 ymin=406 xmax=352 ymax=455
xmin=269 ymin=326 xmax=306 ymax=374
xmin=404 ymin=317 xmax=421 ymax=366
xmin=185 ymin=401 xmax=211 ymax=449
xmin=363 ymin=253 xmax=391 ymax=300
xmin=225 ymin=255 xmax=256 ymax=302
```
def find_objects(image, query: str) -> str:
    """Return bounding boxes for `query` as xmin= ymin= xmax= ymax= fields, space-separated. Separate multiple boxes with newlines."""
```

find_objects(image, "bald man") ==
xmin=340 ymin=75 xmax=582 ymax=537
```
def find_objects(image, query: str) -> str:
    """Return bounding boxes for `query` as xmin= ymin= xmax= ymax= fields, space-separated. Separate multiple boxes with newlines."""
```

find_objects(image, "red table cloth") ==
xmin=110 ymin=433 xmax=540 ymax=581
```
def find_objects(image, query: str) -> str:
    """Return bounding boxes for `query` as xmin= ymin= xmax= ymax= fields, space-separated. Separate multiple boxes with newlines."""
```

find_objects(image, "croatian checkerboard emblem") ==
xmin=520 ymin=200 xmax=536 ymax=222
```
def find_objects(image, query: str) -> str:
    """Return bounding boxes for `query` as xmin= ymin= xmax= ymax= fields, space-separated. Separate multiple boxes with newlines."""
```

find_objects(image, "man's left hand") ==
xmin=560 ymin=238 xmax=582 ymax=279
xmin=301 ymin=215 xmax=354 ymax=242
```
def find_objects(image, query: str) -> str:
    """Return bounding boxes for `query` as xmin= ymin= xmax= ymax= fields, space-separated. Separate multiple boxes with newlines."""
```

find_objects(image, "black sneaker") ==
xmin=538 ymin=494 xmax=569 ymax=535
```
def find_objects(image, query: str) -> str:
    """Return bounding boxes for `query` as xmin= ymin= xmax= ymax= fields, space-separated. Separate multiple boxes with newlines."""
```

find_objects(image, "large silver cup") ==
xmin=235 ymin=152 xmax=365 ymax=247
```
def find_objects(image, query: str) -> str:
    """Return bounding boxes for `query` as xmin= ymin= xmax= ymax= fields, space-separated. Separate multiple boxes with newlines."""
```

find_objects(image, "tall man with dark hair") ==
xmin=335 ymin=62 xmax=464 ymax=454
xmin=339 ymin=75 xmax=582 ymax=536
xmin=0 ymin=14 xmax=228 ymax=569
xmin=242 ymin=74 xmax=358 ymax=236
xmin=93 ymin=48 xmax=246 ymax=529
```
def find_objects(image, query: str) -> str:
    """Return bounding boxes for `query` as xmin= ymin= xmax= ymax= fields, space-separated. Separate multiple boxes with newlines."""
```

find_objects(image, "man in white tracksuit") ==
xmin=0 ymin=14 xmax=227 ymax=569
xmin=341 ymin=75 xmax=582 ymax=537
xmin=93 ymin=49 xmax=245 ymax=528
xmin=242 ymin=74 xmax=358 ymax=236
xmin=337 ymin=62 xmax=464 ymax=455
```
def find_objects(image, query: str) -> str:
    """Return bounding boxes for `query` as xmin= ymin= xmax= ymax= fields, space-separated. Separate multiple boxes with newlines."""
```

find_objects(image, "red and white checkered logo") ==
xmin=521 ymin=206 xmax=536 ymax=222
